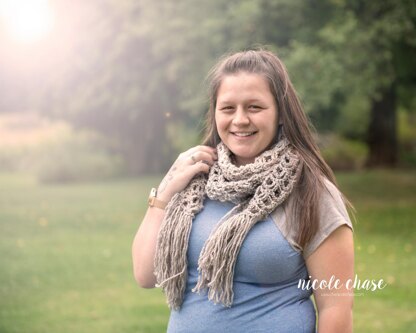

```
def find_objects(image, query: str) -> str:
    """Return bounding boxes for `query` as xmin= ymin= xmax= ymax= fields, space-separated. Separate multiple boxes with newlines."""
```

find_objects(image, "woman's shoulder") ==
xmin=270 ymin=176 xmax=354 ymax=258
xmin=318 ymin=177 xmax=353 ymax=231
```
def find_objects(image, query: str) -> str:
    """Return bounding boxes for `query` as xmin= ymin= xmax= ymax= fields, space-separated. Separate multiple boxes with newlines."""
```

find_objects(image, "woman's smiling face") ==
xmin=215 ymin=72 xmax=278 ymax=166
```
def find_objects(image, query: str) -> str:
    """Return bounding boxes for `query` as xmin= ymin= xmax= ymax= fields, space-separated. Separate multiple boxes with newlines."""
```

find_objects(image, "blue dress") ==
xmin=167 ymin=198 xmax=317 ymax=333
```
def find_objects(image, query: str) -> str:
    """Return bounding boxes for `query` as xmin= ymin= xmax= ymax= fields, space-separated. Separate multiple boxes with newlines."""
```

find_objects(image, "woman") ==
xmin=132 ymin=49 xmax=354 ymax=333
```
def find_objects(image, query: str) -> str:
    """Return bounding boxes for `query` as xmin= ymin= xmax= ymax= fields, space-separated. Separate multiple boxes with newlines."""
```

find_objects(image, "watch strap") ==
xmin=148 ymin=188 xmax=168 ymax=210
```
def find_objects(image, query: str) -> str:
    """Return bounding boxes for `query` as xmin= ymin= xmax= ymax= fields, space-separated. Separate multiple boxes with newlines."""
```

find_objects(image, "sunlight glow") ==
xmin=0 ymin=0 xmax=54 ymax=43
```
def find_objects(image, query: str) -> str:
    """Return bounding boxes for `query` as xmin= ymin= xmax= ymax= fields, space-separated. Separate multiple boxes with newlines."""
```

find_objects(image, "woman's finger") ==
xmin=187 ymin=160 xmax=211 ymax=175
xmin=185 ymin=150 xmax=217 ymax=166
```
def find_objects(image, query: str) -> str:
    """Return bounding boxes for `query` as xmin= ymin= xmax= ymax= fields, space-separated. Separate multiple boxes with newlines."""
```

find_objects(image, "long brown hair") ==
xmin=202 ymin=48 xmax=352 ymax=249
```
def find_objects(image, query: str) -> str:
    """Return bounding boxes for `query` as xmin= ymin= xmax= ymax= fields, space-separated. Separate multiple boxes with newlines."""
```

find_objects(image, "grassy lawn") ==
xmin=0 ymin=170 xmax=415 ymax=333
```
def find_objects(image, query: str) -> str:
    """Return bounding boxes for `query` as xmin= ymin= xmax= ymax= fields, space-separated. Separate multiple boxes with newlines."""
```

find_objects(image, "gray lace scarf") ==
xmin=154 ymin=137 xmax=302 ymax=310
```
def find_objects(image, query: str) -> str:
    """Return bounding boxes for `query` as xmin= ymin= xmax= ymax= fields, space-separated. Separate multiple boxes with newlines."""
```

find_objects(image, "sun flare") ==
xmin=0 ymin=0 xmax=54 ymax=43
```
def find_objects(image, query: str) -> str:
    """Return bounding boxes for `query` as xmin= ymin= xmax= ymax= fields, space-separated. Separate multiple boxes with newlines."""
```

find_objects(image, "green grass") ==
xmin=0 ymin=170 xmax=415 ymax=333
xmin=338 ymin=170 xmax=416 ymax=333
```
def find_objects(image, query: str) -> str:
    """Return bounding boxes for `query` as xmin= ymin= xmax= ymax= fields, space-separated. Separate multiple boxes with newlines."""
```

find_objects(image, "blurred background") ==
xmin=0 ymin=0 xmax=415 ymax=332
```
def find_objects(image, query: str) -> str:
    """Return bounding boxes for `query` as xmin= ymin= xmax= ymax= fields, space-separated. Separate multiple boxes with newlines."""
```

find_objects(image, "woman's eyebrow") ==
xmin=247 ymin=99 xmax=263 ymax=104
xmin=218 ymin=98 xmax=264 ymax=105
xmin=217 ymin=100 xmax=234 ymax=106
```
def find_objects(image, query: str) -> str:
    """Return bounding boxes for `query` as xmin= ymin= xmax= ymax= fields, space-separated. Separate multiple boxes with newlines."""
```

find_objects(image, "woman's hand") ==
xmin=157 ymin=145 xmax=217 ymax=203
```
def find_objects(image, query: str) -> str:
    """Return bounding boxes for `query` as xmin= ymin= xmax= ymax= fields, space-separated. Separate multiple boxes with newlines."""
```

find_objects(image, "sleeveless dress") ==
xmin=167 ymin=179 xmax=353 ymax=333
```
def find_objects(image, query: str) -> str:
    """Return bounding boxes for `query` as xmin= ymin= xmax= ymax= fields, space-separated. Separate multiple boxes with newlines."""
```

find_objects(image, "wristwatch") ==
xmin=148 ymin=188 xmax=168 ymax=210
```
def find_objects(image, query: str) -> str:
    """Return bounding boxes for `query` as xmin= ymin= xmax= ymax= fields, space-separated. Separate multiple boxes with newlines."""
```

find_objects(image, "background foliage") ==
xmin=1 ymin=0 xmax=415 ymax=178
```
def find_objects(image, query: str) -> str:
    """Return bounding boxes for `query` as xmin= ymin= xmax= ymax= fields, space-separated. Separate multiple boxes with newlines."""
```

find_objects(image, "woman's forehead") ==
xmin=216 ymin=73 xmax=273 ymax=102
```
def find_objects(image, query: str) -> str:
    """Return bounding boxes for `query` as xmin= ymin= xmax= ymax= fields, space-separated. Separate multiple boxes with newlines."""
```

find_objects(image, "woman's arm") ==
xmin=305 ymin=225 xmax=354 ymax=333
xmin=131 ymin=145 xmax=217 ymax=288
xmin=132 ymin=205 xmax=166 ymax=288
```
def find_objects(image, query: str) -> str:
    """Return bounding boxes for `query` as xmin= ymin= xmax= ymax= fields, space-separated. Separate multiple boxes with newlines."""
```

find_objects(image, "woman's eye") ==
xmin=220 ymin=106 xmax=234 ymax=111
xmin=249 ymin=105 xmax=262 ymax=111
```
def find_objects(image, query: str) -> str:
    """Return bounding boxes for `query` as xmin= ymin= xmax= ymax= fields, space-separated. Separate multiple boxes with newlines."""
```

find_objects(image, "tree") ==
xmin=351 ymin=0 xmax=416 ymax=167
xmin=262 ymin=0 xmax=416 ymax=167
xmin=317 ymin=0 xmax=416 ymax=167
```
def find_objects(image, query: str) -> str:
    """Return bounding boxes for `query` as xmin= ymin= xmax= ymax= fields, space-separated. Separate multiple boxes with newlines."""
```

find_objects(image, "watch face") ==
xmin=150 ymin=188 xmax=157 ymax=197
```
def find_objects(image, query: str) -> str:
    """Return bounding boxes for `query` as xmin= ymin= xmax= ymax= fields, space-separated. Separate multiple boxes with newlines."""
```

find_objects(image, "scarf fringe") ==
xmin=154 ymin=193 xmax=194 ymax=310
xmin=192 ymin=210 xmax=254 ymax=307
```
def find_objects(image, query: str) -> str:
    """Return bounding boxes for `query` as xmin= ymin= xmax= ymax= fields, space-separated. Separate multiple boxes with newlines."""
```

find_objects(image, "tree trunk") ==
xmin=365 ymin=82 xmax=397 ymax=167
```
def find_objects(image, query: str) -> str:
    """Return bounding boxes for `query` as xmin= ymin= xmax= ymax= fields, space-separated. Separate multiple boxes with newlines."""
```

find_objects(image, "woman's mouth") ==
xmin=231 ymin=131 xmax=258 ymax=138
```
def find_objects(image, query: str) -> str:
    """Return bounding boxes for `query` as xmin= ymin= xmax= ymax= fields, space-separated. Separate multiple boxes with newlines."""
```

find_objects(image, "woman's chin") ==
xmin=231 ymin=151 xmax=257 ymax=166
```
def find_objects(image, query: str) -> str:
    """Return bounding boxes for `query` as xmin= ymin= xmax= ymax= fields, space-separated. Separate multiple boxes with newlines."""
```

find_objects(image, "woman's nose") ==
xmin=232 ymin=108 xmax=250 ymax=126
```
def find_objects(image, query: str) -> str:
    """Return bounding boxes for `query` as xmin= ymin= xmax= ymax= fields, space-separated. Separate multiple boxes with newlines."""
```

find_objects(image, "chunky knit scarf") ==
xmin=154 ymin=137 xmax=302 ymax=310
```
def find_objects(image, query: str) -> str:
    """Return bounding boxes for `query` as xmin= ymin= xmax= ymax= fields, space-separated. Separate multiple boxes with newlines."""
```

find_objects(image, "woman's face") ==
xmin=215 ymin=72 xmax=278 ymax=166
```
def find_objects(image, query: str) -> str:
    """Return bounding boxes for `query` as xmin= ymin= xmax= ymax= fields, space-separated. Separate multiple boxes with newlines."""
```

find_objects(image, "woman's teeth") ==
xmin=232 ymin=132 xmax=256 ymax=137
